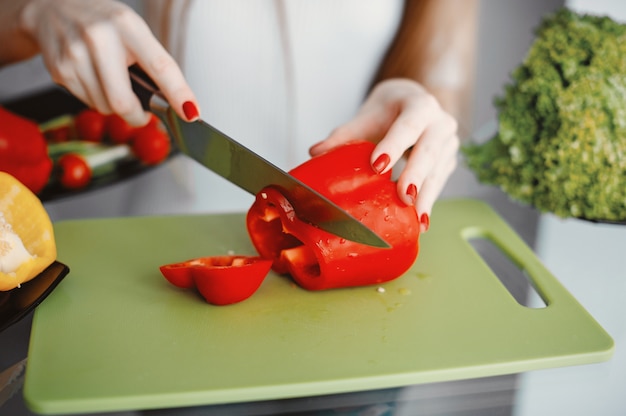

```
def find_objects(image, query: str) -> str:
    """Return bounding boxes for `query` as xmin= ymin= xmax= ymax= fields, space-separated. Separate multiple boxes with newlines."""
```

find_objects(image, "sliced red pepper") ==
xmin=246 ymin=141 xmax=420 ymax=291
xmin=44 ymin=125 xmax=72 ymax=143
xmin=0 ymin=107 xmax=53 ymax=194
xmin=160 ymin=255 xmax=272 ymax=305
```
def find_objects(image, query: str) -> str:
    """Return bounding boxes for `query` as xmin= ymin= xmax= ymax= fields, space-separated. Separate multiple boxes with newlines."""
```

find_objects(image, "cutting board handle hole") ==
xmin=468 ymin=238 xmax=547 ymax=308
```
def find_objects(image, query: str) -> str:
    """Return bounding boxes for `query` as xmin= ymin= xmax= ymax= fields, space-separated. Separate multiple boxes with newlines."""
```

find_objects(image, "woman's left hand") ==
xmin=309 ymin=78 xmax=459 ymax=231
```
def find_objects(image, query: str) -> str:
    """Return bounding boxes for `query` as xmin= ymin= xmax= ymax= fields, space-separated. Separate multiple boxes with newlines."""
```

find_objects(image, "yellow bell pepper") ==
xmin=0 ymin=171 xmax=56 ymax=291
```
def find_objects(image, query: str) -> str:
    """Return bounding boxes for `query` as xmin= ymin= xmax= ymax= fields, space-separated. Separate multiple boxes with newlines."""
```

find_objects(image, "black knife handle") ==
xmin=129 ymin=64 xmax=160 ymax=112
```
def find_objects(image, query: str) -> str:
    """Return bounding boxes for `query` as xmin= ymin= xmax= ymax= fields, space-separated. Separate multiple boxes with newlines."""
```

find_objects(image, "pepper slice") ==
xmin=0 ymin=172 xmax=57 ymax=291
xmin=246 ymin=141 xmax=420 ymax=291
xmin=160 ymin=255 xmax=272 ymax=305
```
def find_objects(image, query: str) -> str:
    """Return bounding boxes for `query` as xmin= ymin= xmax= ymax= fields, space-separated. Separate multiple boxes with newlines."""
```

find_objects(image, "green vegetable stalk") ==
xmin=463 ymin=8 xmax=626 ymax=221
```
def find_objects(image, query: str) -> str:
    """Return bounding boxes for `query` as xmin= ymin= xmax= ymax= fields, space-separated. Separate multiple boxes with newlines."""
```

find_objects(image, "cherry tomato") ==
xmin=58 ymin=153 xmax=91 ymax=189
xmin=131 ymin=124 xmax=171 ymax=165
xmin=145 ymin=113 xmax=159 ymax=128
xmin=106 ymin=114 xmax=135 ymax=144
xmin=74 ymin=109 xmax=107 ymax=143
xmin=43 ymin=126 xmax=71 ymax=143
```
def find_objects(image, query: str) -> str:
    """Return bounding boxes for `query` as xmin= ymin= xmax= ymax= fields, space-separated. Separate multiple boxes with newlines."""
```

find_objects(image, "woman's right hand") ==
xmin=18 ymin=0 xmax=199 ymax=126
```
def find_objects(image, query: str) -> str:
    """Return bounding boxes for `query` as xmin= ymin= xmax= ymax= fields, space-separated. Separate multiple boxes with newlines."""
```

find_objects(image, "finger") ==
xmin=119 ymin=16 xmax=200 ymax=122
xmin=370 ymin=96 xmax=441 ymax=174
xmin=41 ymin=34 xmax=109 ymax=113
xmin=56 ymin=60 xmax=111 ymax=114
xmin=45 ymin=53 xmax=89 ymax=107
xmin=394 ymin=114 xmax=458 ymax=203
xmin=407 ymin=133 xmax=460 ymax=216
xmin=57 ymin=68 xmax=93 ymax=110
xmin=73 ymin=48 xmax=114 ymax=115
xmin=309 ymin=105 xmax=391 ymax=156
xmin=87 ymin=23 xmax=149 ymax=126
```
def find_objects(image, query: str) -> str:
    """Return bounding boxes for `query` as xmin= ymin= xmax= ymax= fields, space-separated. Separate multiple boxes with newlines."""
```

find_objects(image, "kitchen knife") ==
xmin=129 ymin=66 xmax=389 ymax=248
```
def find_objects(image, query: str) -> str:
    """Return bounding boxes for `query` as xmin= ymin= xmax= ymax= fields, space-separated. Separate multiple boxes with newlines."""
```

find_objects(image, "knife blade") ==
xmin=129 ymin=67 xmax=389 ymax=248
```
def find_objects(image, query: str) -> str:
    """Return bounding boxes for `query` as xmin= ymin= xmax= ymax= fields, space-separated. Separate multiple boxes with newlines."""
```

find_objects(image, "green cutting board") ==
xmin=24 ymin=199 xmax=613 ymax=414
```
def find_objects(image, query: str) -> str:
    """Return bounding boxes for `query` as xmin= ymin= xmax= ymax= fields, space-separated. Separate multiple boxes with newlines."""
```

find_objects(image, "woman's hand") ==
xmin=17 ymin=0 xmax=199 ymax=126
xmin=309 ymin=78 xmax=459 ymax=231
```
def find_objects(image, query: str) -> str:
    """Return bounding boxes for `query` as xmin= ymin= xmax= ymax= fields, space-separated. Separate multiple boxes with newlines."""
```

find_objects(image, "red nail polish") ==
xmin=420 ymin=213 xmax=430 ymax=232
xmin=372 ymin=153 xmax=390 ymax=174
xmin=406 ymin=183 xmax=417 ymax=205
xmin=182 ymin=101 xmax=199 ymax=121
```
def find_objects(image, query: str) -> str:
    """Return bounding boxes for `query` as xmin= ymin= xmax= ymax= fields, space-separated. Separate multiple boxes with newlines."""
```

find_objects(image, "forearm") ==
xmin=0 ymin=0 xmax=40 ymax=66
xmin=375 ymin=0 xmax=479 ymax=134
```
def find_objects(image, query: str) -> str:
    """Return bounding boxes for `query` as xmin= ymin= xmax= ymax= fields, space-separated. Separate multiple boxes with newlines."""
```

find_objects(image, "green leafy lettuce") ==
xmin=463 ymin=8 xmax=626 ymax=221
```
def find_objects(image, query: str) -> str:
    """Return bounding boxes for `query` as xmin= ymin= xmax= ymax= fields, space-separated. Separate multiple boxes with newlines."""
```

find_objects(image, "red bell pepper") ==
xmin=246 ymin=140 xmax=420 ymax=291
xmin=160 ymin=255 xmax=273 ymax=305
xmin=0 ymin=107 xmax=53 ymax=194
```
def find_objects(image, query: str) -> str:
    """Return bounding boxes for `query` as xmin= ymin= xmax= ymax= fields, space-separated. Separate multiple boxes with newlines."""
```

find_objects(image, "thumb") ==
xmin=309 ymin=112 xmax=385 ymax=156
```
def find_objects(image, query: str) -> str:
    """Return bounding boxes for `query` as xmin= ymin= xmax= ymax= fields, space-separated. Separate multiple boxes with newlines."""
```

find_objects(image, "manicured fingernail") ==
xmin=420 ymin=213 xmax=430 ymax=233
xmin=182 ymin=101 xmax=199 ymax=121
xmin=372 ymin=153 xmax=391 ymax=174
xmin=406 ymin=183 xmax=417 ymax=205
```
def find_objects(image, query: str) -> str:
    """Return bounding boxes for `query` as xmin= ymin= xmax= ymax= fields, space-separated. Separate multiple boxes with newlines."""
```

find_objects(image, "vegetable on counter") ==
xmin=106 ymin=114 xmax=137 ymax=144
xmin=462 ymin=8 xmax=626 ymax=221
xmin=160 ymin=141 xmax=420 ymax=305
xmin=41 ymin=109 xmax=171 ymax=192
xmin=130 ymin=121 xmax=171 ymax=165
xmin=160 ymin=255 xmax=273 ymax=305
xmin=74 ymin=109 xmax=108 ymax=143
xmin=0 ymin=172 xmax=57 ymax=291
xmin=247 ymin=140 xmax=420 ymax=291
xmin=0 ymin=107 xmax=53 ymax=194
xmin=56 ymin=144 xmax=132 ymax=189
